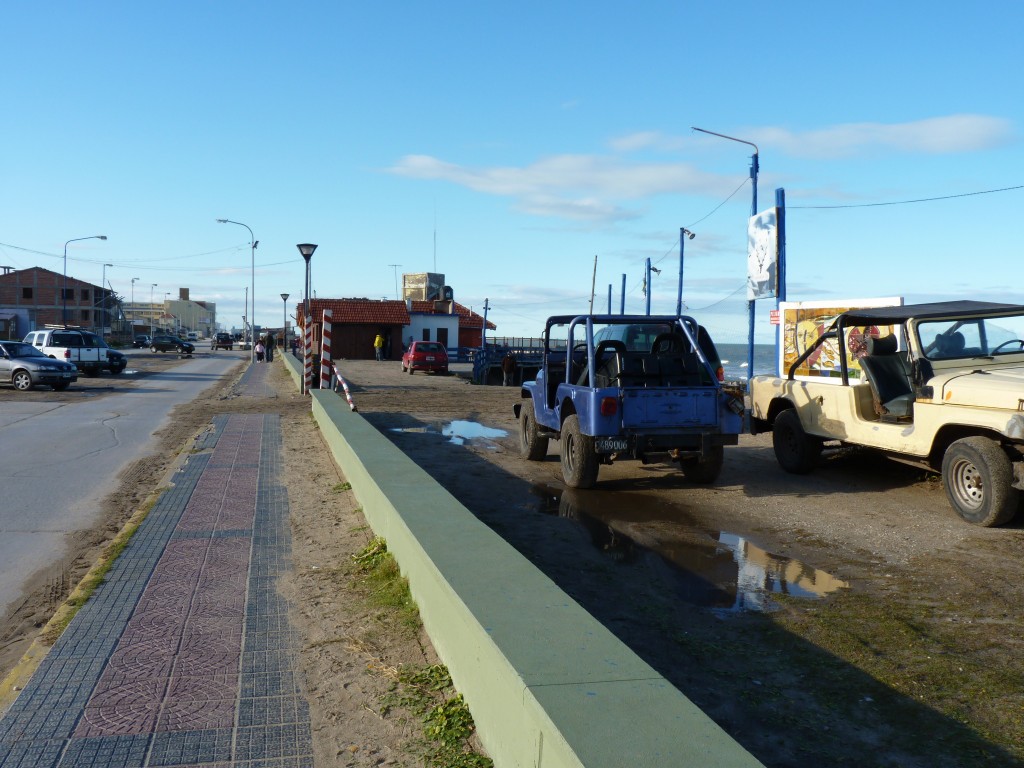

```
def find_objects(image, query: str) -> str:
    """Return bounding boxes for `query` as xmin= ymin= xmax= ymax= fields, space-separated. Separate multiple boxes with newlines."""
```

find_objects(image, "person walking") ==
xmin=255 ymin=339 xmax=265 ymax=363
xmin=501 ymin=350 xmax=516 ymax=386
xmin=373 ymin=333 xmax=384 ymax=361
xmin=265 ymin=332 xmax=275 ymax=362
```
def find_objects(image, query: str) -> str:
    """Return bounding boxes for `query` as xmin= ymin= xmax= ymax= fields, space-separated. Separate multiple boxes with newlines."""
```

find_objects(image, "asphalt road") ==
xmin=0 ymin=354 xmax=241 ymax=618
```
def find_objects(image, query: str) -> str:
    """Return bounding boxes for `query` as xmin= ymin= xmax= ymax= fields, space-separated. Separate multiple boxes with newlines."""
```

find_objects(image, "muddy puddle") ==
xmin=533 ymin=485 xmax=847 ymax=613
xmin=392 ymin=420 xmax=507 ymax=446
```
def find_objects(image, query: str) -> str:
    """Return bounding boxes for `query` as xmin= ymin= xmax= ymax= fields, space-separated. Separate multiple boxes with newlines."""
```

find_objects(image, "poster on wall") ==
xmin=780 ymin=297 xmax=903 ymax=382
xmin=747 ymin=207 xmax=779 ymax=300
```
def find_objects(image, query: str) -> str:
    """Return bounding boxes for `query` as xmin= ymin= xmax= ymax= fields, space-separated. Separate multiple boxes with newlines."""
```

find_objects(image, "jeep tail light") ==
xmin=600 ymin=397 xmax=618 ymax=416
xmin=716 ymin=366 xmax=724 ymax=382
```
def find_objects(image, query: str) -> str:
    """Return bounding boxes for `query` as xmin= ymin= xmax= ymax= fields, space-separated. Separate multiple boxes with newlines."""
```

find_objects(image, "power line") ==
xmin=791 ymin=184 xmax=1023 ymax=209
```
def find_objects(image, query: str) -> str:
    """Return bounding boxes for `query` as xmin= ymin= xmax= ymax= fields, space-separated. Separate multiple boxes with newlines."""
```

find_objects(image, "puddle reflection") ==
xmin=391 ymin=420 xmax=508 ymax=445
xmin=537 ymin=486 xmax=847 ymax=613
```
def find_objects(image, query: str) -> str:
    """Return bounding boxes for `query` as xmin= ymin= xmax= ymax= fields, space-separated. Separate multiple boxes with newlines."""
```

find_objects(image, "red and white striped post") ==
xmin=320 ymin=309 xmax=333 ymax=391
xmin=303 ymin=314 xmax=314 ymax=394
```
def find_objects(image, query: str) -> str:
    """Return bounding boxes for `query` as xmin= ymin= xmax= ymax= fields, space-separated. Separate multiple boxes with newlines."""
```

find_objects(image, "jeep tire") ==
xmin=560 ymin=414 xmax=599 ymax=489
xmin=773 ymin=408 xmax=822 ymax=474
xmin=518 ymin=401 xmax=549 ymax=461
xmin=942 ymin=437 xmax=1018 ymax=527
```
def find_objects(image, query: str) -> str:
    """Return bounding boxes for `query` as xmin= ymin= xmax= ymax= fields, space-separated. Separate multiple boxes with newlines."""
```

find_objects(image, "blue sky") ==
xmin=2 ymin=2 xmax=1021 ymax=343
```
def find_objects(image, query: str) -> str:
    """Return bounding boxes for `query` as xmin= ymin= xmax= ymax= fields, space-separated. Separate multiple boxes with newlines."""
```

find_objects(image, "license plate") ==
xmin=596 ymin=437 xmax=629 ymax=453
xmin=425 ymin=356 xmax=435 ymax=361
xmin=61 ymin=372 xmax=72 ymax=378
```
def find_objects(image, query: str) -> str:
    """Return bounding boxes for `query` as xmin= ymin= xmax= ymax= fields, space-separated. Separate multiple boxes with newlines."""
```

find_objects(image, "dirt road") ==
xmin=335 ymin=358 xmax=1024 ymax=768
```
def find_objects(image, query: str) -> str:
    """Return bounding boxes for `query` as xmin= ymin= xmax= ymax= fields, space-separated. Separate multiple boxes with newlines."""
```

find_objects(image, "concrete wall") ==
xmin=308 ymin=386 xmax=763 ymax=768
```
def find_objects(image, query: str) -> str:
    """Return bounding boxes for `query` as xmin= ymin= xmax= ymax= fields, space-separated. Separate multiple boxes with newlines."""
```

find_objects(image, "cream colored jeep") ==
xmin=750 ymin=301 xmax=1024 ymax=526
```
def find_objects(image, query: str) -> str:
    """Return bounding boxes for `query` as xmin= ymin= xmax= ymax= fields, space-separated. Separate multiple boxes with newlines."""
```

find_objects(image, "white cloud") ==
xmin=747 ymin=115 xmax=1014 ymax=158
xmin=389 ymin=154 xmax=728 ymax=222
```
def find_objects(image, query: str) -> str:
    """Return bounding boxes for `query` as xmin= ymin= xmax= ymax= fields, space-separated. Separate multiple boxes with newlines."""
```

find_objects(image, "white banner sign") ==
xmin=747 ymin=207 xmax=779 ymax=300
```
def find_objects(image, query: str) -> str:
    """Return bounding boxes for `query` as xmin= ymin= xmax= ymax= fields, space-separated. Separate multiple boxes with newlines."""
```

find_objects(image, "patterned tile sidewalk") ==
xmin=0 ymin=364 xmax=312 ymax=767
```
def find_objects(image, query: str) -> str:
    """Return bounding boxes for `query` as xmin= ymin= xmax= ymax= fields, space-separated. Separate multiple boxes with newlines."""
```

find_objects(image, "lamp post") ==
xmin=280 ymin=293 xmax=290 ymax=352
xmin=692 ymin=126 xmax=759 ymax=380
xmin=100 ymin=262 xmax=113 ymax=335
xmin=130 ymin=277 xmax=139 ymax=328
xmin=63 ymin=235 xmax=107 ymax=326
xmin=676 ymin=228 xmax=695 ymax=316
xmin=150 ymin=284 xmax=157 ymax=334
xmin=296 ymin=244 xmax=318 ymax=394
xmin=217 ymin=219 xmax=257 ymax=361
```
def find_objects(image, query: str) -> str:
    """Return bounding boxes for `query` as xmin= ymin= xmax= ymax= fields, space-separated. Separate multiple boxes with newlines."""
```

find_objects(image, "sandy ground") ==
xmin=3 ymin=352 xmax=1023 ymax=767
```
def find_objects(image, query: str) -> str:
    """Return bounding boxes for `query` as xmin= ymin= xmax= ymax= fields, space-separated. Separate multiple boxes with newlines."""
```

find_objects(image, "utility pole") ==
xmin=388 ymin=264 xmax=402 ymax=299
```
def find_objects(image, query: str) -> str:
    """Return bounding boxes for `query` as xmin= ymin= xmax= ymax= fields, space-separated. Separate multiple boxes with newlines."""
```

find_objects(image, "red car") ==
xmin=401 ymin=341 xmax=449 ymax=375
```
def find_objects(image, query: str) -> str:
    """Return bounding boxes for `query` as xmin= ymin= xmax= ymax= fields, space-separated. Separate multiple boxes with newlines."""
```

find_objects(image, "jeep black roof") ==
xmin=836 ymin=301 xmax=1024 ymax=327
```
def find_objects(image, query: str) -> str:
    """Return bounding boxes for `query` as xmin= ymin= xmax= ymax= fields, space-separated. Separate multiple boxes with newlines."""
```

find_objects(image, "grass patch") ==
xmin=352 ymin=538 xmax=491 ymax=767
xmin=331 ymin=481 xmax=352 ymax=492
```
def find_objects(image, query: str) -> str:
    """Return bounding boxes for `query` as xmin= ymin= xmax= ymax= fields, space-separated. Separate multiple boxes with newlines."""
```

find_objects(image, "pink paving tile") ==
xmin=74 ymin=677 xmax=167 ymax=737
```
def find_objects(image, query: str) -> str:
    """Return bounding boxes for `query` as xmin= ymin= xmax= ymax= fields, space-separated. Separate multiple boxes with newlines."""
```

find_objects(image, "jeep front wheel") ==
xmin=941 ymin=437 xmax=1019 ymax=527
xmin=560 ymin=414 xmax=599 ymax=489
xmin=772 ymin=408 xmax=822 ymax=474
xmin=518 ymin=402 xmax=549 ymax=461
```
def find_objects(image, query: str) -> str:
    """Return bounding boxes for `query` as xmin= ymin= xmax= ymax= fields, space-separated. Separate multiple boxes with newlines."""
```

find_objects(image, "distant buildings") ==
xmin=297 ymin=273 xmax=495 ymax=360
xmin=0 ymin=267 xmax=216 ymax=340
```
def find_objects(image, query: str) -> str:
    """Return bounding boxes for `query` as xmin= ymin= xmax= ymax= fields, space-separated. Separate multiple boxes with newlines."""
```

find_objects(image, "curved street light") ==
xmin=63 ymin=235 xmax=107 ymax=326
xmin=217 ymin=218 xmax=257 ymax=361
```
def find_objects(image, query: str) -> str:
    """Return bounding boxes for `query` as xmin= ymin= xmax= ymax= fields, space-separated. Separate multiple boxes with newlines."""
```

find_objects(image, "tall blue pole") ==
xmin=645 ymin=258 xmax=652 ymax=315
xmin=747 ymin=151 xmax=759 ymax=381
xmin=620 ymin=274 xmax=626 ymax=314
xmin=676 ymin=228 xmax=684 ymax=316
xmin=607 ymin=284 xmax=612 ymax=314
xmin=775 ymin=187 xmax=787 ymax=375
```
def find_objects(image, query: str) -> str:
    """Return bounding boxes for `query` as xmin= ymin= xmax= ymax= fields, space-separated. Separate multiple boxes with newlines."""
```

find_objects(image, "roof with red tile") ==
xmin=298 ymin=298 xmax=495 ymax=329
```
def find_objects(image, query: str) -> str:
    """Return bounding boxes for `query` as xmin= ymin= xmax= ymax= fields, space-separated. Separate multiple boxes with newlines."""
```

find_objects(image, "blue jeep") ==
xmin=514 ymin=314 xmax=743 ymax=488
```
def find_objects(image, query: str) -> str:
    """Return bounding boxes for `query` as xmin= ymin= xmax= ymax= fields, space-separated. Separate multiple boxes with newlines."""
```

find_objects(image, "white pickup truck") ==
xmin=749 ymin=301 xmax=1024 ymax=526
xmin=23 ymin=328 xmax=125 ymax=377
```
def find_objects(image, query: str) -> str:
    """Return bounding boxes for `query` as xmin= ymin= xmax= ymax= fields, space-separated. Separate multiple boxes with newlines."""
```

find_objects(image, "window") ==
xmin=80 ymin=310 xmax=91 ymax=322
xmin=62 ymin=288 xmax=73 ymax=300
xmin=81 ymin=289 xmax=90 ymax=301
xmin=22 ymin=287 xmax=32 ymax=299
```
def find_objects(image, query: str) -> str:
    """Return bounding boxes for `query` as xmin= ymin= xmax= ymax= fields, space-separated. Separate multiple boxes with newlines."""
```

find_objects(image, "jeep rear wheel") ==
xmin=560 ymin=414 xmax=599 ymax=489
xmin=772 ymin=408 xmax=822 ymax=474
xmin=679 ymin=445 xmax=724 ymax=484
xmin=942 ymin=437 xmax=1019 ymax=527
xmin=518 ymin=402 xmax=549 ymax=461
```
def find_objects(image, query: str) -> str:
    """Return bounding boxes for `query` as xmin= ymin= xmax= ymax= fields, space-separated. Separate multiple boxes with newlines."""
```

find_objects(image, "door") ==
xmin=437 ymin=328 xmax=449 ymax=348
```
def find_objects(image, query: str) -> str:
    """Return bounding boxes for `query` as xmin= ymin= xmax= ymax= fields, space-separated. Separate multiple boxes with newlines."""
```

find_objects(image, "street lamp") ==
xmin=130 ymin=277 xmax=139 ymax=326
xmin=99 ymin=263 xmax=113 ymax=335
xmin=63 ymin=235 xmax=107 ymax=327
xmin=150 ymin=284 xmax=157 ymax=333
xmin=280 ymin=293 xmax=290 ymax=353
xmin=296 ymin=244 xmax=318 ymax=393
xmin=676 ymin=228 xmax=695 ymax=316
xmin=217 ymin=218 xmax=257 ymax=361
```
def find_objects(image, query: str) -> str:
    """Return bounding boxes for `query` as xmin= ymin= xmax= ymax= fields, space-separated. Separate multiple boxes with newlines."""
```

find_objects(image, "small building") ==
xmin=297 ymin=297 xmax=495 ymax=361
xmin=0 ymin=266 xmax=126 ymax=339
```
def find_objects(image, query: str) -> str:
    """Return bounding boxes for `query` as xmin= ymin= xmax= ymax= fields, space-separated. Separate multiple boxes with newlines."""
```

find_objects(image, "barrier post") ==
xmin=320 ymin=309 xmax=333 ymax=391
xmin=303 ymin=314 xmax=313 ymax=394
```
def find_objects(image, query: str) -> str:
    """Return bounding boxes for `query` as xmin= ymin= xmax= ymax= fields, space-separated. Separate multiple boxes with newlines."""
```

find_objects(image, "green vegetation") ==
xmin=352 ymin=538 xmax=491 ymax=767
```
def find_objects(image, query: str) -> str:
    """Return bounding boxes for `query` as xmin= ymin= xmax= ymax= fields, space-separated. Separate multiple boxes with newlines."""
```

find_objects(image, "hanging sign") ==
xmin=747 ymin=207 xmax=779 ymax=300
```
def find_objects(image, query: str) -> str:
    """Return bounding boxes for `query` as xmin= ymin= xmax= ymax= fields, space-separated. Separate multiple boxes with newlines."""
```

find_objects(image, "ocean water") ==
xmin=716 ymin=343 xmax=777 ymax=381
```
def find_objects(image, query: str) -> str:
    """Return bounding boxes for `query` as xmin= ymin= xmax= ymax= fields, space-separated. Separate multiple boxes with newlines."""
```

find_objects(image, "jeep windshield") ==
xmin=917 ymin=311 xmax=1024 ymax=360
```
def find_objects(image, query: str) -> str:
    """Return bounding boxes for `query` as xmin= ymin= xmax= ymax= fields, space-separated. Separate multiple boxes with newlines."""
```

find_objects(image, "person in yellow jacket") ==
xmin=373 ymin=333 xmax=384 ymax=361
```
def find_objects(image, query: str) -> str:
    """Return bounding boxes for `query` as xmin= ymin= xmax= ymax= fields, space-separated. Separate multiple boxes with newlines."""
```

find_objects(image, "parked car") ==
xmin=150 ymin=335 xmax=195 ymax=355
xmin=515 ymin=314 xmax=743 ymax=488
xmin=211 ymin=332 xmax=234 ymax=351
xmin=24 ymin=328 xmax=108 ymax=377
xmin=0 ymin=340 xmax=78 ymax=391
xmin=133 ymin=334 xmax=152 ymax=349
xmin=101 ymin=344 xmax=127 ymax=374
xmin=750 ymin=300 xmax=1024 ymax=526
xmin=402 ymin=341 xmax=449 ymax=374
xmin=186 ymin=331 xmax=200 ymax=341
